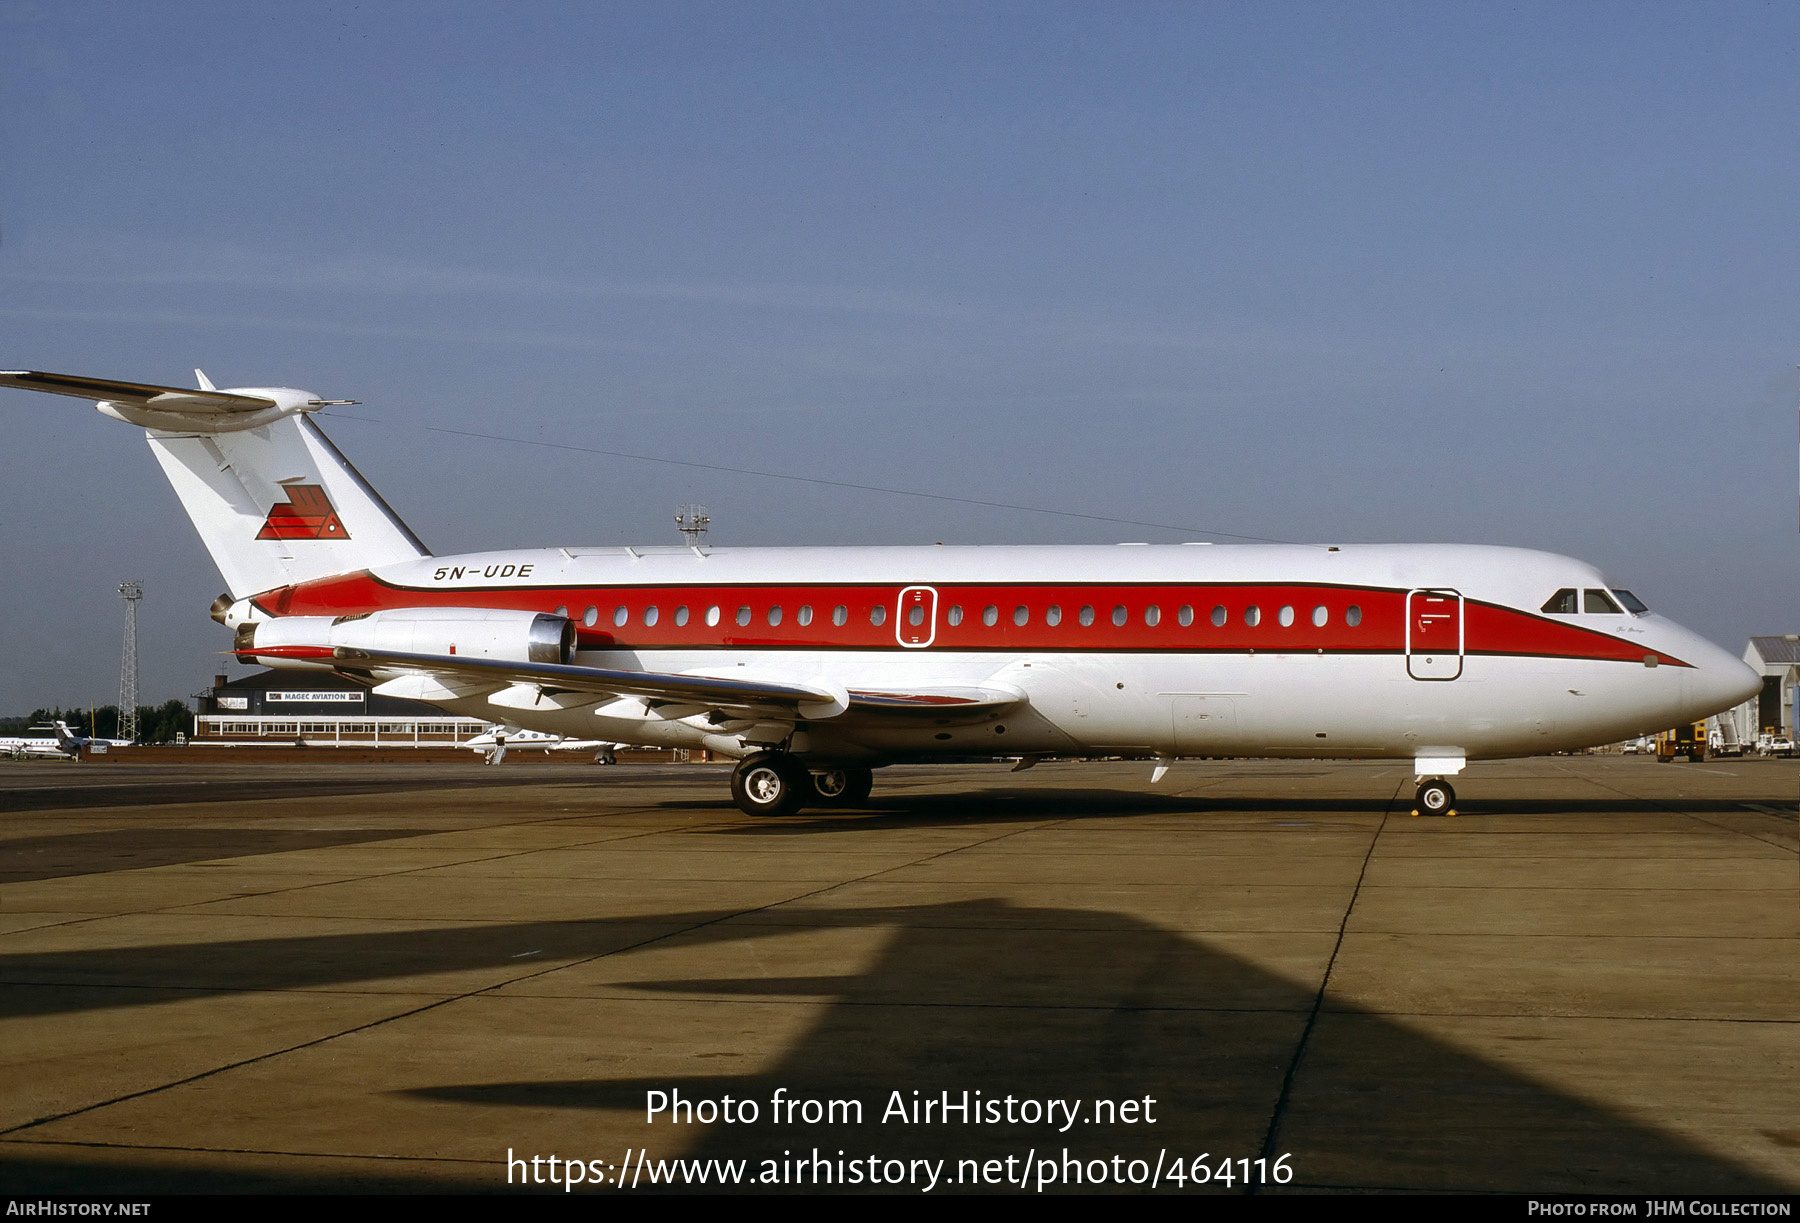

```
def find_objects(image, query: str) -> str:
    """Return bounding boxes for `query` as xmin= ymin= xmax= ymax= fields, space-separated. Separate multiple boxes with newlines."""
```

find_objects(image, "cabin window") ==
xmin=1541 ymin=589 xmax=1579 ymax=615
xmin=871 ymin=605 xmax=888 ymax=627
xmin=946 ymin=605 xmax=964 ymax=626
xmin=1145 ymin=605 xmax=1161 ymax=626
xmin=674 ymin=606 xmax=690 ymax=627
xmin=1112 ymin=605 xmax=1128 ymax=626
xmin=983 ymin=605 xmax=999 ymax=626
xmin=643 ymin=606 xmax=659 ymax=627
xmin=1046 ymin=605 xmax=1063 ymax=626
xmin=832 ymin=605 xmax=848 ymax=626
xmin=555 ymin=605 xmax=568 ymax=618
xmin=1211 ymin=605 xmax=1227 ymax=627
xmin=1584 ymin=589 xmax=1622 ymax=615
xmin=797 ymin=605 xmax=814 ymax=626
xmin=613 ymin=606 xmax=629 ymax=627
xmin=1346 ymin=605 xmax=1363 ymax=627
xmin=1312 ymin=605 xmax=1328 ymax=627
xmin=1078 ymin=606 xmax=1095 ymax=626
xmin=1278 ymin=605 xmax=1294 ymax=627
xmin=907 ymin=605 xmax=925 ymax=627
xmin=736 ymin=606 xmax=752 ymax=626
xmin=582 ymin=606 xmax=598 ymax=627
xmin=1245 ymin=605 xmax=1262 ymax=627
xmin=767 ymin=606 xmax=783 ymax=626
xmin=1614 ymin=589 xmax=1649 ymax=614
xmin=1013 ymin=605 xmax=1029 ymax=626
xmin=1177 ymin=605 xmax=1193 ymax=626
xmin=706 ymin=605 xmax=721 ymax=627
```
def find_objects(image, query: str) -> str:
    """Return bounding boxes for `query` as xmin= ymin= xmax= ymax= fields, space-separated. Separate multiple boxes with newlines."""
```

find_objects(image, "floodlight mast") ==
xmin=675 ymin=504 xmax=710 ymax=549
xmin=118 ymin=581 xmax=143 ymax=743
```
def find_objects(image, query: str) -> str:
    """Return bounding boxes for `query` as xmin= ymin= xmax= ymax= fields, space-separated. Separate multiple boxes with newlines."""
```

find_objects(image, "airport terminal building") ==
xmin=193 ymin=670 xmax=488 ymax=747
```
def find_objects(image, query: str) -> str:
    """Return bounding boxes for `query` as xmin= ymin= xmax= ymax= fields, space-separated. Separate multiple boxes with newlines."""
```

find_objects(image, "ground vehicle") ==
xmin=1657 ymin=722 xmax=1708 ymax=762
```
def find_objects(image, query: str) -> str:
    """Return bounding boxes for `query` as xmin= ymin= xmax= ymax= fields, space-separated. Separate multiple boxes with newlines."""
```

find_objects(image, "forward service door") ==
xmin=1406 ymin=588 xmax=1463 ymax=680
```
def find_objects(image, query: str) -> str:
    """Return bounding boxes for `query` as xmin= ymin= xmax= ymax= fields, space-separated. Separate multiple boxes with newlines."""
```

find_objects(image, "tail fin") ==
xmin=1 ymin=370 xmax=429 ymax=598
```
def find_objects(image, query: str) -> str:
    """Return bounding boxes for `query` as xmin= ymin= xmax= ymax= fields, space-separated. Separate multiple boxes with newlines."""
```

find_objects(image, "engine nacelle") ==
xmin=234 ymin=607 xmax=575 ymax=669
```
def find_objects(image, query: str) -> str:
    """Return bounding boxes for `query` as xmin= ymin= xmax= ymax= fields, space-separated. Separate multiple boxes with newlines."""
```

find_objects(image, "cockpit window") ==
xmin=1541 ymin=589 xmax=1578 ymax=615
xmin=1584 ymin=589 xmax=1623 ymax=615
xmin=1613 ymin=589 xmax=1648 ymax=614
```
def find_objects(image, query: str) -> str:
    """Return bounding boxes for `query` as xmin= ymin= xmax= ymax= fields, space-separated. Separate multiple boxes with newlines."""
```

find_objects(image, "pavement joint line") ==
xmin=138 ymin=809 xmax=768 ymax=915
xmin=1252 ymin=771 xmax=1406 ymax=1188
xmin=0 ymin=991 xmax=482 ymax=1139
xmin=0 ymin=808 xmax=1081 ymax=1139
xmin=0 ymin=898 xmax=780 ymax=1139
xmin=1549 ymin=762 xmax=1798 ymax=855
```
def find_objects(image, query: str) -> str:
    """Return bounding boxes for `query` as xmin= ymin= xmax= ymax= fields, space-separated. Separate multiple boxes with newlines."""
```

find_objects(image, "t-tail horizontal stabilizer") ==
xmin=0 ymin=368 xmax=426 ymax=599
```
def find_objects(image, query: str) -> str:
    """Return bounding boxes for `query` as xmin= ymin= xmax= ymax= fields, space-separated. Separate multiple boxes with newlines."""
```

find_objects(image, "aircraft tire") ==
xmin=731 ymin=752 xmax=810 ymax=817
xmin=809 ymin=765 xmax=874 ymax=806
xmin=1416 ymin=779 xmax=1455 ymax=816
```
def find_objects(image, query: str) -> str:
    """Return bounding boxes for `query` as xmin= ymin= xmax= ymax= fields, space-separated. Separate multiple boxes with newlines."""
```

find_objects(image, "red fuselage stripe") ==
xmin=257 ymin=573 xmax=1687 ymax=666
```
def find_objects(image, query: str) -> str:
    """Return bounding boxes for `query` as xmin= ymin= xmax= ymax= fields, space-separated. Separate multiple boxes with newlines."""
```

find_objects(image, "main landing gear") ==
xmin=1411 ymin=778 xmax=1457 ymax=818
xmin=729 ymin=752 xmax=875 ymax=817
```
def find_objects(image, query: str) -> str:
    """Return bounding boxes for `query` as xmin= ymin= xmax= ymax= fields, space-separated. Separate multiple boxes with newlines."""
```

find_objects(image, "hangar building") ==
xmin=1708 ymin=636 xmax=1798 ymax=747
xmin=193 ymin=670 xmax=487 ymax=747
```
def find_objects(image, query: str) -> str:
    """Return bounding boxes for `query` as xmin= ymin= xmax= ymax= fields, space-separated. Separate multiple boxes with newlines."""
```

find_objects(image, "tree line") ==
xmin=0 ymin=700 xmax=193 ymax=744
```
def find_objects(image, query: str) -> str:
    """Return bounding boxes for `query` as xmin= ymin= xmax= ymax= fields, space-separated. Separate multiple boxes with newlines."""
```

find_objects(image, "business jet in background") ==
xmin=0 ymin=720 xmax=131 ymax=760
xmin=0 ymin=369 xmax=1760 ymax=816
xmin=464 ymin=725 xmax=620 ymax=766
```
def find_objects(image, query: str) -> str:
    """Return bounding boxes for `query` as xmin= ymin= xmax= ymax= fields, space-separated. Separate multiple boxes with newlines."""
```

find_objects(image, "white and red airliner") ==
xmin=1 ymin=369 xmax=1761 ymax=816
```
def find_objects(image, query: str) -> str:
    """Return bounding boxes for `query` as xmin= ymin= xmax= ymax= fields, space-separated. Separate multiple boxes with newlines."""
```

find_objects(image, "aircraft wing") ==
xmin=0 ymin=370 xmax=277 ymax=414
xmin=258 ymin=644 xmax=1023 ymax=722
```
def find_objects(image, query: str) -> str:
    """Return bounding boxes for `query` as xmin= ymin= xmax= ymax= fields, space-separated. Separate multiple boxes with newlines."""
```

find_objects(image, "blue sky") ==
xmin=2 ymin=1 xmax=1797 ymax=705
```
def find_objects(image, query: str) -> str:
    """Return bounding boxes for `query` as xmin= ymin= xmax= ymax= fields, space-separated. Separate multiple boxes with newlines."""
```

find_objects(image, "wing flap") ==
xmin=314 ymin=646 xmax=843 ymax=712
xmin=261 ymin=644 xmax=1027 ymax=724
xmin=847 ymin=686 xmax=1023 ymax=715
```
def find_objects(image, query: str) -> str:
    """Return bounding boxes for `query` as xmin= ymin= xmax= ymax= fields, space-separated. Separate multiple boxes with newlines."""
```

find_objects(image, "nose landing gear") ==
xmin=1412 ymin=778 xmax=1457 ymax=818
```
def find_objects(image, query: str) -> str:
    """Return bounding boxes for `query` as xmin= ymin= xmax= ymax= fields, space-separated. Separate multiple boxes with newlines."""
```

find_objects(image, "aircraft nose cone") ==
xmin=1686 ymin=647 xmax=1761 ymax=720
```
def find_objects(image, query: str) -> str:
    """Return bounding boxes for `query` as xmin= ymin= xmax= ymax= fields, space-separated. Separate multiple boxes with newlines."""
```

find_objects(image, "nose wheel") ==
xmin=1412 ymin=779 xmax=1457 ymax=818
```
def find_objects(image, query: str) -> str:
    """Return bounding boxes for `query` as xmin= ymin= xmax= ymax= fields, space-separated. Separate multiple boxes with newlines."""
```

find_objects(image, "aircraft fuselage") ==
xmin=235 ymin=540 xmax=1754 ymax=768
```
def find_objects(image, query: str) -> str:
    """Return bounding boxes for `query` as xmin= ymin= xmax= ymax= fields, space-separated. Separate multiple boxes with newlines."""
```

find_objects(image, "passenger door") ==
xmin=1406 ymin=589 xmax=1463 ymax=680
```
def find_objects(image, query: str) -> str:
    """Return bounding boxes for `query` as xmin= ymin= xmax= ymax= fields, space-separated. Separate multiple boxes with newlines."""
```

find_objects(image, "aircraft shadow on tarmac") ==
xmin=0 ymin=901 xmax=1790 ymax=1193
xmin=403 ymin=902 xmax=1794 ymax=1194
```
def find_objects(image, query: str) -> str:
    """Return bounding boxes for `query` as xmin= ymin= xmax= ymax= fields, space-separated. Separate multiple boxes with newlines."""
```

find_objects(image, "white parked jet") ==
xmin=0 ymin=720 xmax=130 ymax=760
xmin=464 ymin=725 xmax=620 ymax=765
xmin=0 ymin=369 xmax=1761 ymax=816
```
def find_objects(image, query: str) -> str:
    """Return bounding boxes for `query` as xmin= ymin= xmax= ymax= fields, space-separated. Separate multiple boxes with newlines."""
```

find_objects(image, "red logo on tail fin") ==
xmin=256 ymin=485 xmax=350 ymax=540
